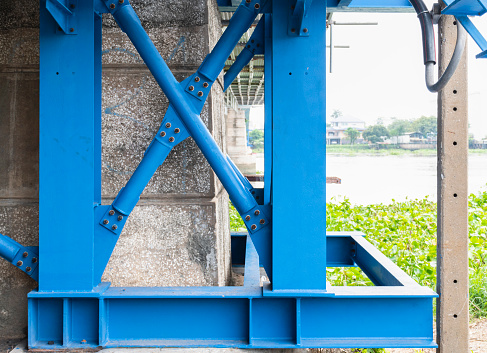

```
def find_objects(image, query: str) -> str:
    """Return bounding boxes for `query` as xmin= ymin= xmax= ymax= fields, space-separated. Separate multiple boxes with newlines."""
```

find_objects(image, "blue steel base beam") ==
xmin=27 ymin=234 xmax=436 ymax=349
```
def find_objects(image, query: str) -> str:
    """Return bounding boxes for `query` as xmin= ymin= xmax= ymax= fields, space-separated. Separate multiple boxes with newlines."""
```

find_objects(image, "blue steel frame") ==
xmin=0 ymin=0 xmax=453 ymax=349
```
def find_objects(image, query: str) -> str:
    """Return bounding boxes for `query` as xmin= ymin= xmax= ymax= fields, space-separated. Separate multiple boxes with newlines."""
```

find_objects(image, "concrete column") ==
xmin=436 ymin=14 xmax=469 ymax=353
xmin=0 ymin=0 xmax=40 ymax=339
xmin=0 ymin=0 xmax=231 ymax=339
xmin=226 ymin=107 xmax=256 ymax=174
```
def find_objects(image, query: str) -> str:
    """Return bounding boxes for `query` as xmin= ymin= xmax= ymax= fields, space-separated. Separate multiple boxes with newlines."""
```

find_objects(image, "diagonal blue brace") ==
xmin=94 ymin=0 xmax=272 ymax=282
xmin=0 ymin=233 xmax=39 ymax=281
xmin=442 ymin=0 xmax=487 ymax=58
xmin=224 ymin=18 xmax=265 ymax=91
xmin=44 ymin=0 xmax=78 ymax=35
xmin=288 ymin=0 xmax=314 ymax=36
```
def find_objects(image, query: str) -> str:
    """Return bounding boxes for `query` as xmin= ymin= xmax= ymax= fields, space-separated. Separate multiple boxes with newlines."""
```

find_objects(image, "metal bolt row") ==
xmin=16 ymin=253 xmax=37 ymax=272
xmin=159 ymin=122 xmax=180 ymax=143
xmin=104 ymin=210 xmax=124 ymax=230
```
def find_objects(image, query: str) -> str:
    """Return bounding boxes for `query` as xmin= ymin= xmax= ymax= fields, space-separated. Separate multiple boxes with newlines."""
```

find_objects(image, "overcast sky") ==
xmin=325 ymin=2 xmax=487 ymax=138
xmin=250 ymin=3 xmax=487 ymax=138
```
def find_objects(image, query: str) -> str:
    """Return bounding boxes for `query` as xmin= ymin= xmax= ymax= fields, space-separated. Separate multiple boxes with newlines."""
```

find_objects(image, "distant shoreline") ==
xmin=324 ymin=145 xmax=487 ymax=156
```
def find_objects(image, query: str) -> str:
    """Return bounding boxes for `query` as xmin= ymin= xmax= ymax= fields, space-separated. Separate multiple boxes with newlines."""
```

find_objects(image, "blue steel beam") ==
xmin=27 ymin=234 xmax=436 ymax=349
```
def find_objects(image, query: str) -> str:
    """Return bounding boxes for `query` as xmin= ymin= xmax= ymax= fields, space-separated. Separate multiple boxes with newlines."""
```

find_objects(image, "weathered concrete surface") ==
xmin=0 ymin=0 xmax=230 ymax=340
xmin=436 ymin=15 xmax=469 ymax=353
xmin=225 ymin=108 xmax=256 ymax=175
xmin=0 ymin=204 xmax=38 ymax=339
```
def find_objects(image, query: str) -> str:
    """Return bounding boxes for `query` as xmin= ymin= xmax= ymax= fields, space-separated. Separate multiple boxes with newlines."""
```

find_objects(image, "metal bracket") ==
xmin=99 ymin=206 xmax=129 ymax=235
xmin=184 ymin=72 xmax=214 ymax=101
xmin=0 ymin=233 xmax=39 ymax=281
xmin=45 ymin=0 xmax=78 ymax=35
xmin=242 ymin=205 xmax=270 ymax=234
xmin=288 ymin=0 xmax=314 ymax=36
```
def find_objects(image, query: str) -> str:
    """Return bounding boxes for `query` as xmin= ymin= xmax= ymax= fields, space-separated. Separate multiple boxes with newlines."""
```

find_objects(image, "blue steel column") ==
xmin=39 ymin=0 xmax=99 ymax=290
xmin=271 ymin=0 xmax=328 ymax=292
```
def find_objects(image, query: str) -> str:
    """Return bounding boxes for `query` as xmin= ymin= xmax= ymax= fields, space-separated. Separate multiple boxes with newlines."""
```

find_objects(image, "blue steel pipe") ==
xmin=199 ymin=1 xmax=261 ymax=81
xmin=224 ymin=48 xmax=254 ymax=91
xmin=113 ymin=141 xmax=172 ymax=215
xmin=0 ymin=233 xmax=21 ymax=263
xmin=224 ymin=18 xmax=265 ymax=91
xmin=110 ymin=2 xmax=260 ymax=215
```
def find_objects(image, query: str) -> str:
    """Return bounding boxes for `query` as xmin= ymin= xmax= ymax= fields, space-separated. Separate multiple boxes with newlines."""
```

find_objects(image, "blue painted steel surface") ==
xmin=8 ymin=0 xmax=441 ymax=348
xmin=0 ymin=233 xmax=39 ymax=281
xmin=39 ymin=0 xmax=99 ymax=291
xmin=27 ymin=234 xmax=436 ymax=348
xmin=443 ymin=0 xmax=487 ymax=16
xmin=224 ymin=18 xmax=265 ymax=91
xmin=271 ymin=0 xmax=328 ymax=292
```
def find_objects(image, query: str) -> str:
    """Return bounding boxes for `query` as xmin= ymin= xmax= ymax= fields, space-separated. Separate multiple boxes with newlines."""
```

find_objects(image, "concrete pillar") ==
xmin=226 ymin=107 xmax=256 ymax=174
xmin=0 ymin=0 xmax=231 ymax=339
xmin=436 ymin=14 xmax=469 ymax=353
xmin=0 ymin=0 xmax=40 ymax=339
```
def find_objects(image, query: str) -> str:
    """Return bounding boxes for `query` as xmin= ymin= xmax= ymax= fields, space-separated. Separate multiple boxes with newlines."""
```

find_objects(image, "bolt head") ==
xmin=254 ymin=210 xmax=260 ymax=216
xmin=48 ymin=341 xmax=55 ymax=345
xmin=194 ymin=77 xmax=200 ymax=82
xmin=23 ymin=252 xmax=28 ymax=258
xmin=81 ymin=339 xmax=87 ymax=344
xmin=189 ymin=86 xmax=194 ymax=91
xmin=197 ymin=91 xmax=203 ymax=97
xmin=174 ymin=128 xmax=180 ymax=133
xmin=245 ymin=215 xmax=251 ymax=221
xmin=32 ymin=258 xmax=37 ymax=263
xmin=112 ymin=225 xmax=118 ymax=230
xmin=169 ymin=137 xmax=175 ymax=143
xmin=251 ymin=224 xmax=257 ymax=230
xmin=69 ymin=28 xmax=74 ymax=32
xmin=254 ymin=3 xmax=260 ymax=9
xmin=110 ymin=3 xmax=116 ymax=9
xmin=160 ymin=131 xmax=166 ymax=137
xmin=260 ymin=219 xmax=265 ymax=224
xmin=203 ymin=82 xmax=209 ymax=88
xmin=103 ymin=219 xmax=109 ymax=225
xmin=303 ymin=28 xmax=308 ymax=33
xmin=26 ymin=267 xmax=32 ymax=272
xmin=291 ymin=28 xmax=296 ymax=33
xmin=118 ymin=0 xmax=124 ymax=3
xmin=118 ymin=215 xmax=123 ymax=221
xmin=166 ymin=122 xmax=171 ymax=128
xmin=109 ymin=210 xmax=115 ymax=216
xmin=70 ymin=4 xmax=76 ymax=9
xmin=16 ymin=261 xmax=23 ymax=267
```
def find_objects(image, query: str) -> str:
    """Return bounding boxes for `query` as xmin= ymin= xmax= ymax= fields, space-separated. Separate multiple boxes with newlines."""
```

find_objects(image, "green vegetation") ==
xmin=345 ymin=127 xmax=360 ymax=145
xmin=362 ymin=125 xmax=389 ymax=144
xmin=229 ymin=192 xmax=487 ymax=319
xmin=249 ymin=129 xmax=264 ymax=151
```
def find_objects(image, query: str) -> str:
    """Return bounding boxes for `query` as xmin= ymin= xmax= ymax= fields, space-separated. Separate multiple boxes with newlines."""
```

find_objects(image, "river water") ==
xmin=255 ymin=154 xmax=487 ymax=205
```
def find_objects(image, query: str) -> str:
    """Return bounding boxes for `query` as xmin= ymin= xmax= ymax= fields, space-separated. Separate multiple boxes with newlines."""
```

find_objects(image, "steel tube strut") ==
xmin=0 ymin=233 xmax=21 ymax=262
xmin=224 ymin=18 xmax=265 ymax=91
xmin=107 ymin=0 xmax=263 ymax=215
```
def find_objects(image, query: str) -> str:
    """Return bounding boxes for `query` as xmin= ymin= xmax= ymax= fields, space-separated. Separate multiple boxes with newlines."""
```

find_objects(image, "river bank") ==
xmin=326 ymin=145 xmax=487 ymax=156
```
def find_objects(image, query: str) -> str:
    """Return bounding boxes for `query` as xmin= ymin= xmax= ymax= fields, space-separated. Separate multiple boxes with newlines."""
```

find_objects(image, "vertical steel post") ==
xmin=39 ymin=0 xmax=100 ymax=290
xmin=270 ymin=0 xmax=328 ymax=292
xmin=436 ymin=13 xmax=469 ymax=353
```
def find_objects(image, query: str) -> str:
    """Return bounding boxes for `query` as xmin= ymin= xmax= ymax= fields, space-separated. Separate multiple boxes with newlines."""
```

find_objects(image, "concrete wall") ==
xmin=0 ymin=0 xmax=230 ymax=339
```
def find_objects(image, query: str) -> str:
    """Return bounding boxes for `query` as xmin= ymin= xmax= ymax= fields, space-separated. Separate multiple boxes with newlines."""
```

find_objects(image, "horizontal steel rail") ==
xmin=28 ymin=233 xmax=436 ymax=349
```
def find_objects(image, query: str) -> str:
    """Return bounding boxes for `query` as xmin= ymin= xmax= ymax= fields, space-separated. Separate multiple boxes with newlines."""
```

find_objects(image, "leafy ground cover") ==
xmin=229 ymin=192 xmax=487 ymax=319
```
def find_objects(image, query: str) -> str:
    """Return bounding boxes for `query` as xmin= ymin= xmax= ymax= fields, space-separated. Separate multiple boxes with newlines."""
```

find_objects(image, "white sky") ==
xmin=250 ymin=2 xmax=487 ymax=138
xmin=325 ymin=2 xmax=487 ymax=138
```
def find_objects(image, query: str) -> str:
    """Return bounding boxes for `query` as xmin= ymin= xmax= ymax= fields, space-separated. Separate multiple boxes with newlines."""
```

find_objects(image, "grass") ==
xmin=229 ymin=192 xmax=487 ymax=319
